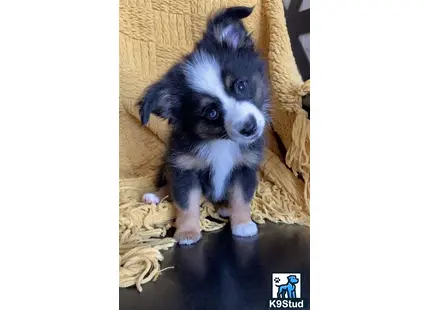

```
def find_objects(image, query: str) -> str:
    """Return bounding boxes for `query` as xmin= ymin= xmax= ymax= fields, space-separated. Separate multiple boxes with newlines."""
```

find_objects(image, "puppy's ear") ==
xmin=207 ymin=6 xmax=254 ymax=49
xmin=138 ymin=77 xmax=178 ymax=125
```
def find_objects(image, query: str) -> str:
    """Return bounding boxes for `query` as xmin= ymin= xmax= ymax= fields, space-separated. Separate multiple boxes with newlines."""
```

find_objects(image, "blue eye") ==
xmin=205 ymin=108 xmax=219 ymax=120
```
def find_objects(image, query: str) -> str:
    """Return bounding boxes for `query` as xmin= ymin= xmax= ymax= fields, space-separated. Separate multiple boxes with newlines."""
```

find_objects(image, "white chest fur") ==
xmin=197 ymin=140 xmax=242 ymax=201
xmin=172 ymin=140 xmax=260 ymax=201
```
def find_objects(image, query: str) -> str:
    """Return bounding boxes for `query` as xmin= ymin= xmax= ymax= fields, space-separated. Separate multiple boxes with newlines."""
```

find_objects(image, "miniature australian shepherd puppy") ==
xmin=138 ymin=6 xmax=270 ymax=246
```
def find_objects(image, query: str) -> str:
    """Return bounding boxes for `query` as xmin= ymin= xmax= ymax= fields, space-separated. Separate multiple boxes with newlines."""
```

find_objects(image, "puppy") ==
xmin=138 ymin=6 xmax=270 ymax=245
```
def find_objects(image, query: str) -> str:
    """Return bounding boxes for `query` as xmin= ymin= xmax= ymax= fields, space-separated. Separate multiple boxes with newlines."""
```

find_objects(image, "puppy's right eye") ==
xmin=204 ymin=108 xmax=219 ymax=120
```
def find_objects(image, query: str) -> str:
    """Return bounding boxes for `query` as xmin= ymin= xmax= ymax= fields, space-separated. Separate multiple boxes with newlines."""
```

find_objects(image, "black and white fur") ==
xmin=138 ymin=6 xmax=270 ymax=244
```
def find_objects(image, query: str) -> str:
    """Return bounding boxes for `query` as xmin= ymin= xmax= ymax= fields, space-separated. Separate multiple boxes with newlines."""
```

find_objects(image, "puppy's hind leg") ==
xmin=142 ymin=163 xmax=171 ymax=205
xmin=142 ymin=186 xmax=170 ymax=205
xmin=215 ymin=201 xmax=232 ymax=218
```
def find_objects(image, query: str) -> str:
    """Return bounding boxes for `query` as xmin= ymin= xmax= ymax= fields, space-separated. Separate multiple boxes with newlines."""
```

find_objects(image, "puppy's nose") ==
xmin=239 ymin=115 xmax=257 ymax=137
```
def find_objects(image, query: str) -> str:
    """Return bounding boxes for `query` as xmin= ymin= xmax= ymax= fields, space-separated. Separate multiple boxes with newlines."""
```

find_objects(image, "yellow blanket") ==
xmin=119 ymin=0 xmax=310 ymax=291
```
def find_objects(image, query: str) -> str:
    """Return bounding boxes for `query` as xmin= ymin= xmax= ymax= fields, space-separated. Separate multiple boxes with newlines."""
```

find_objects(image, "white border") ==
xmin=312 ymin=1 xmax=430 ymax=309
xmin=1 ymin=0 xmax=430 ymax=309
xmin=0 ymin=0 xmax=118 ymax=309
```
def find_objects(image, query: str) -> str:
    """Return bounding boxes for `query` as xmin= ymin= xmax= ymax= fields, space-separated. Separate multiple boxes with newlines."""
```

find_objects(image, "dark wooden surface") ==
xmin=120 ymin=222 xmax=310 ymax=310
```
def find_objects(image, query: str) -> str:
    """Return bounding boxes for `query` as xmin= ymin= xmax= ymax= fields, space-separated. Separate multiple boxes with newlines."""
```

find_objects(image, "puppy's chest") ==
xmin=173 ymin=140 xmax=258 ymax=200
xmin=197 ymin=140 xmax=241 ymax=170
xmin=197 ymin=140 xmax=241 ymax=200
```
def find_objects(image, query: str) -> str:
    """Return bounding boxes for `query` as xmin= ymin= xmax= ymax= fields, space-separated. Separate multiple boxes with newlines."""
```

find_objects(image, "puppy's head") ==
xmin=139 ymin=6 xmax=269 ymax=145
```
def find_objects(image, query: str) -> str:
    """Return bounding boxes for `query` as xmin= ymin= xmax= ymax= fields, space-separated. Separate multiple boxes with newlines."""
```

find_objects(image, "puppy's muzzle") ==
xmin=238 ymin=115 xmax=257 ymax=137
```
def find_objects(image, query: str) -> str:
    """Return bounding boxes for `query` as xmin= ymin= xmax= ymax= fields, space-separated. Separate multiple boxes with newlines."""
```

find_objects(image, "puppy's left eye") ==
xmin=205 ymin=108 xmax=219 ymax=120
xmin=234 ymin=79 xmax=248 ymax=94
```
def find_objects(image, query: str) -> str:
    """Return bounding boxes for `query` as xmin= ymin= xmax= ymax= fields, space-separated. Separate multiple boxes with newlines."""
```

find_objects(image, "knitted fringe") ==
xmin=119 ymin=175 xmax=309 ymax=292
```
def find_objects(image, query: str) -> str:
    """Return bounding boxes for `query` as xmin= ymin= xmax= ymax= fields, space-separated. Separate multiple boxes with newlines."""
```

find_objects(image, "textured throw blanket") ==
xmin=119 ymin=0 xmax=310 ymax=291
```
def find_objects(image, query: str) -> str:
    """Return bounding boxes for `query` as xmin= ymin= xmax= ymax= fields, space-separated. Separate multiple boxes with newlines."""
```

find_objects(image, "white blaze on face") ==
xmin=183 ymin=51 xmax=265 ymax=144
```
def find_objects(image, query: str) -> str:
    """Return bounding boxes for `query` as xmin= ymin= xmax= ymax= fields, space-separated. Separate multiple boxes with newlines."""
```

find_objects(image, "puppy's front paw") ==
xmin=174 ymin=230 xmax=202 ymax=246
xmin=231 ymin=221 xmax=258 ymax=237
xmin=142 ymin=193 xmax=160 ymax=205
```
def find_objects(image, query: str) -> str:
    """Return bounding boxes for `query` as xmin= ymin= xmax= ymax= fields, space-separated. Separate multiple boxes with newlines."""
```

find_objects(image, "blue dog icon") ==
xmin=275 ymin=275 xmax=299 ymax=298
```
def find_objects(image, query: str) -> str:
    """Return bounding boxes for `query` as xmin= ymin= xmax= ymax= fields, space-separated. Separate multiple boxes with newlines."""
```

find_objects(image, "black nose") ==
xmin=239 ymin=115 xmax=257 ymax=137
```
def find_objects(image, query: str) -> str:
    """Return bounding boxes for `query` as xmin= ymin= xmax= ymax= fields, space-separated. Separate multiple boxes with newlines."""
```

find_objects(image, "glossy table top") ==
xmin=120 ymin=222 xmax=310 ymax=310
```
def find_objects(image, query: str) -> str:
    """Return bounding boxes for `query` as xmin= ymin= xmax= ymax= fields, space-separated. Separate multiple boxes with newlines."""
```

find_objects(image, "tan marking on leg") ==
xmin=174 ymin=187 xmax=202 ymax=245
xmin=229 ymin=183 xmax=252 ymax=225
xmin=229 ymin=183 xmax=258 ymax=237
